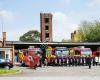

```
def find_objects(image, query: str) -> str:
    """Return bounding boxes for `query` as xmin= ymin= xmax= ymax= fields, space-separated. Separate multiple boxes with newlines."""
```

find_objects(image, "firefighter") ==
xmin=87 ymin=55 xmax=92 ymax=69
xmin=57 ymin=57 xmax=59 ymax=66
xmin=74 ymin=56 xmax=77 ymax=66
xmin=85 ymin=56 xmax=88 ymax=66
xmin=54 ymin=57 xmax=57 ymax=66
xmin=68 ymin=56 xmax=71 ymax=66
xmin=59 ymin=58 xmax=62 ymax=66
xmin=37 ymin=51 xmax=42 ymax=67
xmin=63 ymin=57 xmax=67 ymax=66
xmin=92 ymin=56 xmax=95 ymax=66
xmin=61 ymin=57 xmax=63 ymax=66
xmin=82 ymin=56 xmax=85 ymax=66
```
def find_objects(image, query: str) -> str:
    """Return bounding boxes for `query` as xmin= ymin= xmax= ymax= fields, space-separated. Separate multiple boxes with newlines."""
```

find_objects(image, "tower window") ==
xmin=46 ymin=33 xmax=49 ymax=38
xmin=45 ymin=25 xmax=49 ymax=30
xmin=45 ymin=18 xmax=49 ymax=23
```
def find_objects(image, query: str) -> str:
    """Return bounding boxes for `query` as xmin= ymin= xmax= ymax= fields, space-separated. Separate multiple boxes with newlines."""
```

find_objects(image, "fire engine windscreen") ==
xmin=55 ymin=47 xmax=69 ymax=57
xmin=81 ymin=48 xmax=92 ymax=55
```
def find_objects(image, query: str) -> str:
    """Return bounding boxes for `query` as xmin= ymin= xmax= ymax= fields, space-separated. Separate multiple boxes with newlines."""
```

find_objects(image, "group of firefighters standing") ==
xmin=39 ymin=55 xmax=97 ymax=69
xmin=17 ymin=46 xmax=100 ymax=69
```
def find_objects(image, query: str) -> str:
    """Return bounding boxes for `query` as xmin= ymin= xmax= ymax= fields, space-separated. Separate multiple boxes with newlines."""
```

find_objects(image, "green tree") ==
xmin=78 ymin=21 xmax=100 ymax=42
xmin=19 ymin=30 xmax=40 ymax=42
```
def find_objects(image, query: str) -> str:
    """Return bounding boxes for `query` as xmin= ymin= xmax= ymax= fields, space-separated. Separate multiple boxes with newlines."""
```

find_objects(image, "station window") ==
xmin=6 ymin=54 xmax=9 ymax=59
xmin=0 ymin=51 xmax=5 ymax=58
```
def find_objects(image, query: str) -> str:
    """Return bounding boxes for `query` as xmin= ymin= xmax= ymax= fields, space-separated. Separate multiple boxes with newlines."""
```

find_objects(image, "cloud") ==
xmin=88 ymin=0 xmax=100 ymax=7
xmin=0 ymin=10 xmax=14 ymax=23
xmin=52 ymin=12 xmax=78 ymax=42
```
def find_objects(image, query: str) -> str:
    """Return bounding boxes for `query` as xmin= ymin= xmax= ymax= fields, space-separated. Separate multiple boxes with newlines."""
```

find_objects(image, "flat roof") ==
xmin=0 ymin=47 xmax=12 ymax=50
xmin=6 ymin=41 xmax=100 ymax=45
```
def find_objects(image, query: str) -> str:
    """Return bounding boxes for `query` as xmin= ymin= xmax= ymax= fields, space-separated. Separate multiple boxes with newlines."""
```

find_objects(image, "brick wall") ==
xmin=0 ymin=41 xmax=3 ymax=47
xmin=40 ymin=13 xmax=52 ymax=42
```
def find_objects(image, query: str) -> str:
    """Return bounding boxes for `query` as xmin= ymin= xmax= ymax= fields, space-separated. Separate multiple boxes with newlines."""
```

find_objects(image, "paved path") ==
xmin=1 ymin=66 xmax=100 ymax=80
xmin=4 ymin=66 xmax=100 ymax=76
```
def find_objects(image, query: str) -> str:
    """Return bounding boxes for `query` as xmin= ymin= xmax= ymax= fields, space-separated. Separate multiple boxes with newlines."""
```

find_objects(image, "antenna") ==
xmin=0 ymin=15 xmax=4 ymax=41
xmin=1 ymin=16 xmax=3 ymax=33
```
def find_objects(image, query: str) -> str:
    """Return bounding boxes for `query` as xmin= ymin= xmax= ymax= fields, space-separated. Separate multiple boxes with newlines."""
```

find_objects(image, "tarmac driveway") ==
xmin=4 ymin=65 xmax=100 ymax=77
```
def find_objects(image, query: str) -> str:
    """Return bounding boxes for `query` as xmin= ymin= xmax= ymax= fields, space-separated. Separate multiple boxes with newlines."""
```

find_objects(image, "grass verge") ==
xmin=0 ymin=68 xmax=21 ymax=75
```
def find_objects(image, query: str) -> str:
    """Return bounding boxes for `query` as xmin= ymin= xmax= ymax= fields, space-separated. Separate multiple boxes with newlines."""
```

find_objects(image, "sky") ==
xmin=0 ymin=0 xmax=100 ymax=41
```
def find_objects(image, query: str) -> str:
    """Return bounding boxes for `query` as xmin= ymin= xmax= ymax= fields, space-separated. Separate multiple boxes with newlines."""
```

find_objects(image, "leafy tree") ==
xmin=78 ymin=21 xmax=100 ymax=42
xmin=19 ymin=30 xmax=40 ymax=42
